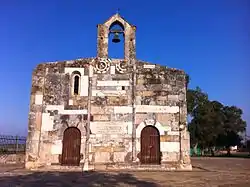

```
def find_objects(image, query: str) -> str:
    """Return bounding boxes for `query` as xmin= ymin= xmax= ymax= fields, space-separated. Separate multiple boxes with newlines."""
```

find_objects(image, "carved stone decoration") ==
xmin=94 ymin=58 xmax=111 ymax=74
xmin=144 ymin=118 xmax=156 ymax=126
xmin=116 ymin=60 xmax=127 ymax=74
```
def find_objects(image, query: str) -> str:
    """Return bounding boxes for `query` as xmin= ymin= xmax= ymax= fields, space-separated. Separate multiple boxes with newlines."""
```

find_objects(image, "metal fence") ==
xmin=0 ymin=135 xmax=26 ymax=154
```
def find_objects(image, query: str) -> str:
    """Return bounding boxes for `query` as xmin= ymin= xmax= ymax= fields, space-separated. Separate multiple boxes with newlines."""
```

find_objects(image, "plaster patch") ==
xmin=41 ymin=113 xmax=54 ymax=131
xmin=68 ymin=99 xmax=73 ymax=105
xmin=88 ymin=144 xmax=92 ymax=153
xmin=163 ymin=126 xmax=172 ymax=132
xmin=110 ymin=65 xmax=116 ymax=74
xmin=89 ymin=65 xmax=93 ymax=77
xmin=61 ymin=109 xmax=88 ymax=115
xmin=135 ymin=105 xmax=179 ymax=113
xmin=35 ymin=94 xmax=43 ymax=105
xmin=160 ymin=142 xmax=180 ymax=152
xmin=127 ymin=121 xmax=133 ymax=134
xmin=46 ymin=105 xmax=64 ymax=112
xmin=143 ymin=64 xmax=155 ymax=69
xmin=90 ymin=121 xmax=131 ymax=134
xmin=135 ymin=96 xmax=141 ymax=105
xmin=80 ymin=76 xmax=88 ymax=96
xmin=92 ymin=90 xmax=127 ymax=97
xmin=168 ymin=131 xmax=180 ymax=135
xmin=116 ymin=86 xmax=122 ymax=91
xmin=90 ymin=134 xmax=96 ymax=138
xmin=51 ymin=140 xmax=62 ymax=155
xmin=113 ymin=106 xmax=133 ymax=114
xmin=97 ymin=80 xmax=130 ymax=87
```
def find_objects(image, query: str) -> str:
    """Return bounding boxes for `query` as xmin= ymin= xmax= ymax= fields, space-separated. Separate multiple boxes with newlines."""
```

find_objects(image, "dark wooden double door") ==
xmin=140 ymin=126 xmax=160 ymax=164
xmin=61 ymin=127 xmax=81 ymax=166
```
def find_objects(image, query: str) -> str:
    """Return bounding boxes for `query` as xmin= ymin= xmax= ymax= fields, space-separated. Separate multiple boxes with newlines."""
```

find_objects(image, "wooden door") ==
xmin=140 ymin=126 xmax=160 ymax=164
xmin=61 ymin=127 xmax=81 ymax=166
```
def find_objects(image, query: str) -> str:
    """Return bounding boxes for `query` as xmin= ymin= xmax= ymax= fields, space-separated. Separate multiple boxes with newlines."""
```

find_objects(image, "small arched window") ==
xmin=73 ymin=75 xmax=80 ymax=95
xmin=72 ymin=71 xmax=81 ymax=95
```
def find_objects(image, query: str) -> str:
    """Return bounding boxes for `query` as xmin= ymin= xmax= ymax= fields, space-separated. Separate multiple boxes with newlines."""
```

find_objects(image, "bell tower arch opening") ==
xmin=96 ymin=13 xmax=136 ymax=61
xmin=108 ymin=21 xmax=125 ymax=59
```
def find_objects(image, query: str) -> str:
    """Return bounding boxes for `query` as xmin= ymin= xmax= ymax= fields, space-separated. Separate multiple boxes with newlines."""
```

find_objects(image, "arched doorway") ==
xmin=140 ymin=125 xmax=160 ymax=164
xmin=61 ymin=127 xmax=81 ymax=166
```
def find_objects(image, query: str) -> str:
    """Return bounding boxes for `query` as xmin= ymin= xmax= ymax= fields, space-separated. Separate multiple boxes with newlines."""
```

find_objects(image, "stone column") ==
xmin=83 ymin=66 xmax=92 ymax=171
xmin=179 ymin=100 xmax=192 ymax=170
xmin=97 ymin=24 xmax=108 ymax=59
xmin=131 ymin=58 xmax=137 ymax=162
xmin=180 ymin=130 xmax=192 ymax=170
xmin=25 ymin=66 xmax=46 ymax=169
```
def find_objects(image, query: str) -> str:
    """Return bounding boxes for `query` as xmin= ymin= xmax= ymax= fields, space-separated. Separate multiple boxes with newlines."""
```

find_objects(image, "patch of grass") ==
xmin=214 ymin=153 xmax=250 ymax=158
xmin=191 ymin=152 xmax=250 ymax=159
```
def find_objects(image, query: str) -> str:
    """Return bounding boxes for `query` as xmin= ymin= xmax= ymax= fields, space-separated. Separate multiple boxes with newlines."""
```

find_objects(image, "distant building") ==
xmin=25 ymin=13 xmax=192 ymax=170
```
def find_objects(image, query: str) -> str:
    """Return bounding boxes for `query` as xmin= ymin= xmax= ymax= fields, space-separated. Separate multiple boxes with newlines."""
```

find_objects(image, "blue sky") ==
xmin=0 ymin=0 xmax=249 ymax=136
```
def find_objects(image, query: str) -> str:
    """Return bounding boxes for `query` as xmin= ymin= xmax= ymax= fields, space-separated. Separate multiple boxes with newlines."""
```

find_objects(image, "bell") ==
xmin=112 ymin=32 xmax=120 ymax=43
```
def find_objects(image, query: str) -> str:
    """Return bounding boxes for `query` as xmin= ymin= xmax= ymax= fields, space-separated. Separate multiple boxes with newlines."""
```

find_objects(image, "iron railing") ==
xmin=0 ymin=135 xmax=26 ymax=154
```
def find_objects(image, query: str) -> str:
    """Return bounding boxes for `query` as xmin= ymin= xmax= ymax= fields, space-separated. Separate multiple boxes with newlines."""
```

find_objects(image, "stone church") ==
xmin=25 ymin=13 xmax=192 ymax=170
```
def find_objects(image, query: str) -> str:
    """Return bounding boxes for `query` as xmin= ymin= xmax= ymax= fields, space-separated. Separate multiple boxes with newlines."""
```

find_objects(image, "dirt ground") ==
xmin=0 ymin=157 xmax=249 ymax=187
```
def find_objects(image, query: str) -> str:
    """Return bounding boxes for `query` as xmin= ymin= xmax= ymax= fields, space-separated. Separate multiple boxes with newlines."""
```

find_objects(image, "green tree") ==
xmin=187 ymin=87 xmax=210 ymax=154
xmin=188 ymin=99 xmax=225 ymax=155
xmin=187 ymin=87 xmax=247 ymax=156
xmin=187 ymin=87 xmax=208 ymax=115
xmin=216 ymin=106 xmax=246 ymax=155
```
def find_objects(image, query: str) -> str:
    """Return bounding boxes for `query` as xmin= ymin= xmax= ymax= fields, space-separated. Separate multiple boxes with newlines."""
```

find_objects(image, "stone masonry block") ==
xmin=160 ymin=135 xmax=179 ymax=142
xmin=93 ymin=114 xmax=110 ymax=121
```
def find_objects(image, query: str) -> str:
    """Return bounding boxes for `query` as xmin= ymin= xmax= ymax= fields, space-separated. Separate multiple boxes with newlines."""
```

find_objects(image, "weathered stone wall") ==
xmin=26 ymin=58 xmax=191 ymax=168
xmin=134 ymin=62 xmax=188 ymax=164
xmin=25 ymin=13 xmax=191 ymax=170
xmin=25 ymin=59 xmax=93 ymax=168
xmin=89 ymin=58 xmax=133 ymax=164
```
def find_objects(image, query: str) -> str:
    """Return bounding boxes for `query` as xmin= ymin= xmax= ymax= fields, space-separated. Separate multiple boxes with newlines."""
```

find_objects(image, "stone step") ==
xmin=35 ymin=162 xmax=192 ymax=172
xmin=36 ymin=164 xmax=95 ymax=172
xmin=106 ymin=162 xmax=180 ymax=171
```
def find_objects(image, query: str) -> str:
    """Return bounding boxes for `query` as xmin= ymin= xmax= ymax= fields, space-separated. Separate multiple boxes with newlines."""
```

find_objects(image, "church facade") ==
xmin=25 ymin=14 xmax=192 ymax=170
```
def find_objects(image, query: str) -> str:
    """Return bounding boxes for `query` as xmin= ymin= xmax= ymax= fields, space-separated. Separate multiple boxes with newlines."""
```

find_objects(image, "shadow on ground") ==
xmin=0 ymin=171 xmax=160 ymax=187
